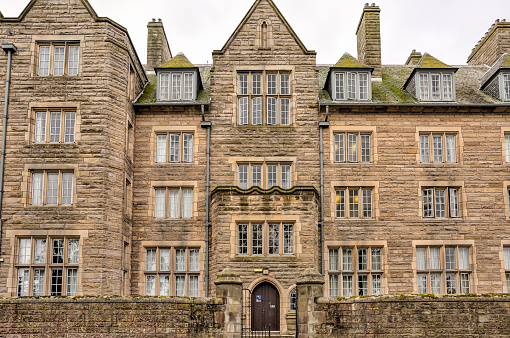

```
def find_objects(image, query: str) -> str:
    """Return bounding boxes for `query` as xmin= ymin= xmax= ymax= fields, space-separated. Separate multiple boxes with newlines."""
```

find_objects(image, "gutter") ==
xmin=200 ymin=104 xmax=212 ymax=297
xmin=133 ymin=102 xmax=211 ymax=107
xmin=0 ymin=43 xmax=16 ymax=260
xmin=318 ymin=103 xmax=329 ymax=280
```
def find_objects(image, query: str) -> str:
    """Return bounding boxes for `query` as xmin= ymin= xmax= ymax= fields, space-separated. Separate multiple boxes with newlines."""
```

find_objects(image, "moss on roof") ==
xmin=502 ymin=54 xmax=510 ymax=69
xmin=372 ymin=66 xmax=417 ymax=103
xmin=159 ymin=53 xmax=195 ymax=68
xmin=416 ymin=53 xmax=454 ymax=69
xmin=136 ymin=75 xmax=157 ymax=103
xmin=333 ymin=53 xmax=372 ymax=69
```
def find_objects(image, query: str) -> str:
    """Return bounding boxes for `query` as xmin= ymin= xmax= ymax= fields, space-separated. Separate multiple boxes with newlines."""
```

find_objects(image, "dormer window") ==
xmin=333 ymin=71 xmax=371 ymax=101
xmin=417 ymin=72 xmax=455 ymax=102
xmin=503 ymin=73 xmax=510 ymax=101
xmin=158 ymin=71 xmax=196 ymax=101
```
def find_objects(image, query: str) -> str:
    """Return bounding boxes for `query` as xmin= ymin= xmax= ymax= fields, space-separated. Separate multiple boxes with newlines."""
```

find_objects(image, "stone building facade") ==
xmin=1 ymin=0 xmax=510 ymax=335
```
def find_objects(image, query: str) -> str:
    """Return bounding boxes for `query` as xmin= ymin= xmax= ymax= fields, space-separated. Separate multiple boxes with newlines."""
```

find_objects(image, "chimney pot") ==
xmin=152 ymin=18 xmax=156 ymax=22
xmin=158 ymin=18 xmax=162 ymax=22
xmin=371 ymin=3 xmax=376 ymax=6
xmin=365 ymin=3 xmax=369 ymax=7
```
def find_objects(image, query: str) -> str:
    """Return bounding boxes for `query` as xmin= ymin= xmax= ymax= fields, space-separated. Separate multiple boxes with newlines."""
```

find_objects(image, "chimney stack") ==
xmin=146 ymin=19 xmax=172 ymax=71
xmin=356 ymin=4 xmax=382 ymax=78
xmin=467 ymin=19 xmax=510 ymax=66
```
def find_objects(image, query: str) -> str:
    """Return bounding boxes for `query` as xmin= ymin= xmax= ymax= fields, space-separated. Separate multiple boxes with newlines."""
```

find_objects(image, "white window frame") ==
xmin=333 ymin=71 xmax=371 ymax=101
xmin=334 ymin=132 xmax=372 ymax=163
xmin=422 ymin=187 xmax=460 ymax=218
xmin=419 ymin=133 xmax=457 ymax=163
xmin=502 ymin=73 xmax=510 ymax=102
xmin=37 ymin=42 xmax=80 ymax=76
xmin=157 ymin=71 xmax=196 ymax=101
xmin=154 ymin=187 xmax=193 ymax=219
xmin=33 ymin=109 xmax=76 ymax=144
xmin=155 ymin=132 xmax=194 ymax=163
xmin=31 ymin=170 xmax=74 ymax=206
xmin=335 ymin=187 xmax=373 ymax=219
xmin=416 ymin=71 xmax=456 ymax=102
xmin=236 ymin=221 xmax=294 ymax=256
xmin=237 ymin=162 xmax=292 ymax=189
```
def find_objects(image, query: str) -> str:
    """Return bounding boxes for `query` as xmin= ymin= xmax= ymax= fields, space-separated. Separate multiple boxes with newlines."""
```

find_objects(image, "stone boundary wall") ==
xmin=0 ymin=297 xmax=224 ymax=337
xmin=315 ymin=295 xmax=510 ymax=336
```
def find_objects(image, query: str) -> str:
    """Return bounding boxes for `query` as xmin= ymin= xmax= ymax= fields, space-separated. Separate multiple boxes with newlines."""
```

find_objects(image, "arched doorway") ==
xmin=251 ymin=282 xmax=280 ymax=331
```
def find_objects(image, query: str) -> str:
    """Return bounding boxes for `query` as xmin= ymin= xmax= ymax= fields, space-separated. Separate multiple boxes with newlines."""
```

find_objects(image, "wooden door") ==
xmin=251 ymin=282 xmax=280 ymax=331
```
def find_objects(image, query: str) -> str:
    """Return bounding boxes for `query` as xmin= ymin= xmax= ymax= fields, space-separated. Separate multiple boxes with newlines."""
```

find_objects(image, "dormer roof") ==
xmin=332 ymin=53 xmax=374 ymax=70
xmin=480 ymin=53 xmax=510 ymax=89
xmin=157 ymin=53 xmax=195 ymax=70
xmin=403 ymin=53 xmax=458 ymax=90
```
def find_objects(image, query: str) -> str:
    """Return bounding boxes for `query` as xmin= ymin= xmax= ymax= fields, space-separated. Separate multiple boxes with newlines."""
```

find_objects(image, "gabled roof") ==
xmin=157 ymin=53 xmax=195 ymax=69
xmin=403 ymin=53 xmax=458 ymax=90
xmin=213 ymin=0 xmax=315 ymax=55
xmin=332 ymin=53 xmax=373 ymax=69
xmin=480 ymin=53 xmax=510 ymax=89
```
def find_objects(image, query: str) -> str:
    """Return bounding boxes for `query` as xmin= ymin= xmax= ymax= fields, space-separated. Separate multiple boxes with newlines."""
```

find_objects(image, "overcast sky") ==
xmin=1 ymin=0 xmax=510 ymax=66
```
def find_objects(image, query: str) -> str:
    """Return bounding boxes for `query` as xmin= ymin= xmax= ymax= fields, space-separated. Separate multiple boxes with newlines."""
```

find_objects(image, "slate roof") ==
xmin=480 ymin=53 xmax=510 ymax=89
xmin=157 ymin=53 xmax=195 ymax=69
xmin=332 ymin=53 xmax=373 ymax=69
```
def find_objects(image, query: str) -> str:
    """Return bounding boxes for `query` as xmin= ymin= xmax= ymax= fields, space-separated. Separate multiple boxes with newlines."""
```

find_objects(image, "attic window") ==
xmin=158 ymin=71 xmax=195 ymax=101
xmin=417 ymin=71 xmax=455 ymax=102
xmin=333 ymin=71 xmax=371 ymax=101
xmin=503 ymin=73 xmax=510 ymax=101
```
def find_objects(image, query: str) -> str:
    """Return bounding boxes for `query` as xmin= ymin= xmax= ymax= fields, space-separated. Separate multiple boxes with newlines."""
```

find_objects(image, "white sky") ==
xmin=1 ymin=0 xmax=510 ymax=66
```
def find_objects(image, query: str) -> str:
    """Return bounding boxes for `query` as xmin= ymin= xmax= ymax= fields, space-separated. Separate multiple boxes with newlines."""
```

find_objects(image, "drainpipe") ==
xmin=200 ymin=104 xmax=212 ymax=297
xmin=318 ymin=104 xmax=329 ymax=279
xmin=0 ymin=43 xmax=16 ymax=259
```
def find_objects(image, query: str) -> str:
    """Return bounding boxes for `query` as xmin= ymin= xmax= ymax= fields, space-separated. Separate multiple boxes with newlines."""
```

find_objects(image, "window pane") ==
xmin=171 ymin=73 xmax=182 ymax=100
xmin=33 ymin=268 xmax=45 ymax=296
xmin=252 ymin=97 xmax=262 ymax=125
xmin=51 ymin=268 xmax=63 ymax=296
xmin=155 ymin=189 xmax=166 ymax=218
xmin=445 ymin=135 xmax=456 ymax=162
xmin=419 ymin=73 xmax=429 ymax=101
xmin=361 ymin=134 xmax=371 ymax=163
xmin=267 ymin=74 xmax=277 ymax=95
xmin=239 ymin=97 xmax=248 ymax=125
xmin=52 ymin=239 xmax=64 ymax=264
xmin=347 ymin=134 xmax=357 ymax=162
xmin=442 ymin=74 xmax=452 ymax=101
xmin=429 ymin=247 xmax=440 ymax=270
xmin=417 ymin=273 xmax=427 ymax=294
xmin=66 ymin=268 xmax=78 ymax=296
xmin=416 ymin=247 xmax=427 ymax=270
xmin=458 ymin=247 xmax=469 ymax=270
xmin=445 ymin=247 xmax=455 ymax=270
xmin=189 ymin=275 xmax=199 ymax=297
xmin=267 ymin=97 xmax=277 ymax=125
xmin=49 ymin=112 xmax=61 ymax=143
xmin=182 ymin=188 xmax=193 ymax=218
xmin=238 ymin=74 xmax=248 ymax=95
xmin=280 ymin=98 xmax=290 ymax=126
xmin=53 ymin=46 xmax=65 ymax=76
xmin=335 ymin=189 xmax=345 ymax=218
xmin=46 ymin=173 xmax=59 ymax=205
xmin=504 ymin=247 xmax=510 ymax=270
xmin=362 ymin=189 xmax=372 ymax=218
xmin=329 ymin=274 xmax=339 ymax=297
xmin=342 ymin=275 xmax=353 ymax=297
xmin=446 ymin=273 xmax=457 ymax=294
xmin=335 ymin=73 xmax=345 ymax=100
xmin=175 ymin=275 xmax=185 ymax=296
xmin=460 ymin=273 xmax=470 ymax=293
xmin=19 ymin=238 xmax=31 ymax=264
xmin=67 ymin=239 xmax=79 ymax=264
xmin=252 ymin=74 xmax=261 ymax=95
xmin=38 ymin=46 xmax=50 ymax=76
xmin=430 ymin=74 xmax=440 ymax=100
xmin=160 ymin=73 xmax=170 ymax=101
xmin=435 ymin=189 xmax=446 ymax=218
xmin=449 ymin=188 xmax=459 ymax=218
xmin=283 ymin=224 xmax=294 ymax=254
xmin=358 ymin=248 xmax=368 ymax=270
xmin=422 ymin=188 xmax=433 ymax=218
xmin=268 ymin=224 xmax=279 ymax=254
xmin=160 ymin=248 xmax=170 ymax=271
xmin=183 ymin=73 xmax=193 ymax=100
xmin=280 ymin=74 xmax=290 ymax=95
xmin=156 ymin=134 xmax=167 ymax=163
xmin=430 ymin=273 xmax=441 ymax=294
xmin=62 ymin=173 xmax=73 ymax=205
xmin=433 ymin=135 xmax=443 ymax=162
xmin=329 ymin=248 xmax=339 ymax=271
xmin=359 ymin=73 xmax=368 ymax=100
xmin=347 ymin=72 xmax=356 ymax=100
xmin=146 ymin=275 xmax=156 ymax=296
xmin=189 ymin=249 xmax=199 ymax=271
xmin=505 ymin=135 xmax=510 ymax=162
xmin=281 ymin=165 xmax=291 ymax=189
xmin=32 ymin=173 xmax=44 ymax=205
xmin=342 ymin=248 xmax=352 ymax=271
xmin=358 ymin=275 xmax=368 ymax=295
xmin=252 ymin=165 xmax=262 ymax=187
xmin=238 ymin=165 xmax=248 ymax=189
xmin=504 ymin=73 xmax=510 ymax=101
xmin=371 ymin=248 xmax=381 ymax=270
xmin=420 ymin=135 xmax=430 ymax=163
xmin=159 ymin=275 xmax=170 ymax=296
xmin=168 ymin=189 xmax=179 ymax=218
xmin=238 ymin=224 xmax=248 ymax=255
xmin=35 ymin=112 xmax=46 ymax=143
xmin=64 ymin=112 xmax=76 ymax=143
xmin=334 ymin=134 xmax=345 ymax=162
xmin=267 ymin=165 xmax=277 ymax=189
xmin=175 ymin=249 xmax=185 ymax=271
xmin=372 ymin=274 xmax=382 ymax=295
xmin=146 ymin=248 xmax=156 ymax=271
xmin=34 ymin=239 xmax=46 ymax=264
xmin=68 ymin=45 xmax=79 ymax=76
xmin=169 ymin=134 xmax=180 ymax=162
xmin=252 ymin=224 xmax=263 ymax=255
xmin=17 ymin=268 xmax=30 ymax=296
xmin=349 ymin=189 xmax=359 ymax=218
xmin=290 ymin=289 xmax=297 ymax=310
